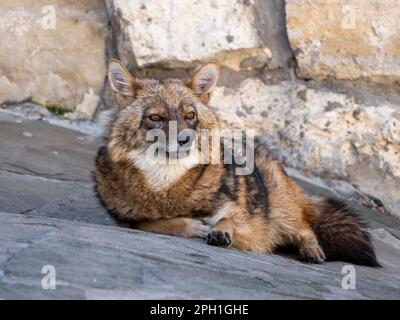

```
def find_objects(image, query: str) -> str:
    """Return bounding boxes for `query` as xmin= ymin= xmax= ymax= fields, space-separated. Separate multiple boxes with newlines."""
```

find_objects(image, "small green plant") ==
xmin=43 ymin=103 xmax=71 ymax=116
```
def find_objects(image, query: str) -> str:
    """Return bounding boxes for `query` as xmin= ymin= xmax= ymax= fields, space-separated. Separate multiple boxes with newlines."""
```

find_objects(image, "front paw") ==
xmin=206 ymin=230 xmax=232 ymax=247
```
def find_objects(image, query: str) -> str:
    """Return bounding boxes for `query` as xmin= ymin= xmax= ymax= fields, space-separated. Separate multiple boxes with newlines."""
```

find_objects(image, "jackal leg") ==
xmin=205 ymin=203 xmax=273 ymax=253
xmin=297 ymin=225 xmax=326 ymax=263
xmin=133 ymin=217 xmax=210 ymax=238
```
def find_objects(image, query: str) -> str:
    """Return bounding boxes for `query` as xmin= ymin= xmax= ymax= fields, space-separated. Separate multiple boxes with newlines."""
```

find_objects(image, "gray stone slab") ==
xmin=0 ymin=170 xmax=88 ymax=214
xmin=25 ymin=185 xmax=116 ymax=226
xmin=0 ymin=112 xmax=113 ymax=226
xmin=0 ymin=170 xmax=114 ymax=226
xmin=0 ymin=112 xmax=101 ymax=182
xmin=0 ymin=212 xmax=399 ymax=300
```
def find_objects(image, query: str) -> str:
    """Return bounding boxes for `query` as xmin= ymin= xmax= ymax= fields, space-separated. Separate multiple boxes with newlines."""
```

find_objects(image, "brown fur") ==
xmin=95 ymin=60 xmax=379 ymax=266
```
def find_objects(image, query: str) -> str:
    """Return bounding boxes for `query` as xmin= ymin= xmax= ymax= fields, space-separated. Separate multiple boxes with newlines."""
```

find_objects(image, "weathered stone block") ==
xmin=286 ymin=0 xmax=400 ymax=81
xmin=106 ymin=0 xmax=276 ymax=71
xmin=0 ymin=0 xmax=108 ymax=109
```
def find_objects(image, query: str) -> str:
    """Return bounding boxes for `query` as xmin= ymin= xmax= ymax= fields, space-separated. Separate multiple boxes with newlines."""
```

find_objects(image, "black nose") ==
xmin=178 ymin=136 xmax=191 ymax=147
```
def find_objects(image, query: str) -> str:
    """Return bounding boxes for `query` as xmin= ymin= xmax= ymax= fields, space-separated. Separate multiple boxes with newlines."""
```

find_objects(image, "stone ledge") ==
xmin=0 ymin=212 xmax=399 ymax=299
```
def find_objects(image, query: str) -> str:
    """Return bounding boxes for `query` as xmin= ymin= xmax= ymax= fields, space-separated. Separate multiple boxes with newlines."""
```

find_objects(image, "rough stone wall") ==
xmin=0 ymin=0 xmax=399 ymax=217
xmin=0 ymin=0 xmax=108 ymax=110
xmin=286 ymin=0 xmax=400 ymax=82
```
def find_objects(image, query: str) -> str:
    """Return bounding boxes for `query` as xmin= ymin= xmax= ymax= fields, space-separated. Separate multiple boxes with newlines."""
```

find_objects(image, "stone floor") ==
xmin=0 ymin=111 xmax=399 ymax=299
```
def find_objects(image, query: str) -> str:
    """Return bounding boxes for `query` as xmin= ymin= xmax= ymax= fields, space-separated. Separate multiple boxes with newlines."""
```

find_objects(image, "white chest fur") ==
xmin=128 ymin=146 xmax=200 ymax=191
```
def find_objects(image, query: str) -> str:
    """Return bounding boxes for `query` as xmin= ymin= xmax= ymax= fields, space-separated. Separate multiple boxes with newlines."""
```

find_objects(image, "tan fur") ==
xmin=133 ymin=217 xmax=210 ymax=238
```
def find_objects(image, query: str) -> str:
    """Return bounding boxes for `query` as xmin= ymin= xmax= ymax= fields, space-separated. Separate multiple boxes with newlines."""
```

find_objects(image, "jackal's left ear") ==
xmin=186 ymin=63 xmax=219 ymax=105
xmin=108 ymin=59 xmax=141 ymax=109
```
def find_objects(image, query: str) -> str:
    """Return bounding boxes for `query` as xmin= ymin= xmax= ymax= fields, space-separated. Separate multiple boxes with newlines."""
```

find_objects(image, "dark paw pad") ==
xmin=299 ymin=245 xmax=326 ymax=264
xmin=206 ymin=231 xmax=232 ymax=247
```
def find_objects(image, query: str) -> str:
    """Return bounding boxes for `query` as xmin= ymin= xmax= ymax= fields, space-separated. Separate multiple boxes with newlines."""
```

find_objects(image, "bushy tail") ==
xmin=311 ymin=198 xmax=380 ymax=267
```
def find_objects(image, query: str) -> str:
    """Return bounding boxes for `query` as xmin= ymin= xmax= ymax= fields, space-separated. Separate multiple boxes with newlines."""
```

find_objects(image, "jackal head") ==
xmin=104 ymin=59 xmax=220 ymax=172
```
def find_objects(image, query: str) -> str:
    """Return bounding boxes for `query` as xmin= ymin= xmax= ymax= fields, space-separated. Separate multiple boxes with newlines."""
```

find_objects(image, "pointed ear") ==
xmin=186 ymin=63 xmax=219 ymax=105
xmin=108 ymin=59 xmax=141 ymax=109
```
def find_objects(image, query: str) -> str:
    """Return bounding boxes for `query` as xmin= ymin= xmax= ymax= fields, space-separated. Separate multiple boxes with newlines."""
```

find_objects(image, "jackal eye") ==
xmin=149 ymin=114 xmax=163 ymax=121
xmin=185 ymin=112 xmax=195 ymax=120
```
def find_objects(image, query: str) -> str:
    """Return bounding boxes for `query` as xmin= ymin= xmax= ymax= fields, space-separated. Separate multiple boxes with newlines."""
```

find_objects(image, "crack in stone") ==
xmin=17 ymin=190 xmax=95 ymax=216
xmin=19 ymin=207 xmax=42 ymax=215
xmin=0 ymin=163 xmax=92 ymax=184
xmin=0 ymin=162 xmax=64 ymax=177
xmin=0 ymin=230 xmax=60 ymax=279
xmin=0 ymin=221 xmax=63 ymax=231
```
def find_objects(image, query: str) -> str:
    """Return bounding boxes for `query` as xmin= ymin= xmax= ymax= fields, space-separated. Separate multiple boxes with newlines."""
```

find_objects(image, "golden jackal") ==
xmin=95 ymin=59 xmax=379 ymax=266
